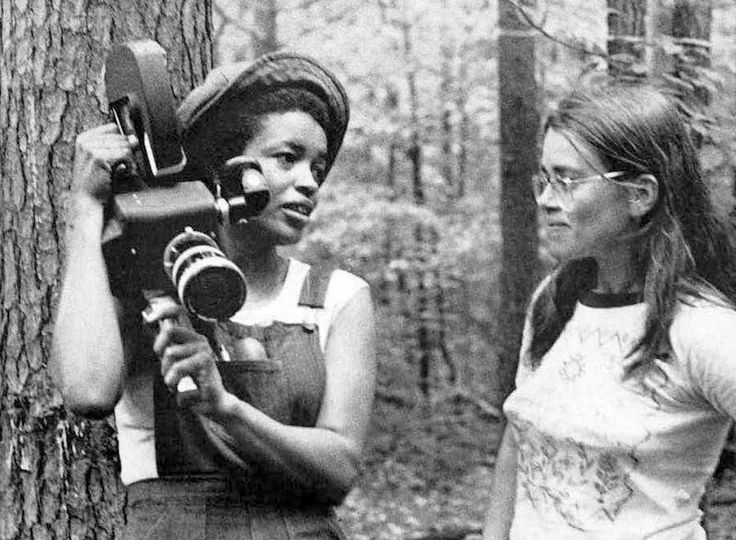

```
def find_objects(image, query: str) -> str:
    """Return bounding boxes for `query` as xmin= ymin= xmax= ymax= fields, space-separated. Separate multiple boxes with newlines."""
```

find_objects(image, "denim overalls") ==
xmin=123 ymin=267 xmax=347 ymax=539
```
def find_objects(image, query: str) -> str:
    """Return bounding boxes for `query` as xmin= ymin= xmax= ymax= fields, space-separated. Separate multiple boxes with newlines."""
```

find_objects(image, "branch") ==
xmin=503 ymin=0 xmax=607 ymax=59
xmin=213 ymin=2 xmax=260 ymax=41
xmin=444 ymin=387 xmax=503 ymax=419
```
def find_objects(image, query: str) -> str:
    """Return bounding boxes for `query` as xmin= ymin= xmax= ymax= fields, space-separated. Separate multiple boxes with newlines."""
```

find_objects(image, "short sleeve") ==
xmin=318 ymin=269 xmax=370 ymax=351
xmin=672 ymin=301 xmax=736 ymax=419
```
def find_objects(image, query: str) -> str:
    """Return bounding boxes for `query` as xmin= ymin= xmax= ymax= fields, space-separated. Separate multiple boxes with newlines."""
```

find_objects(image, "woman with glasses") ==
xmin=483 ymin=83 xmax=736 ymax=539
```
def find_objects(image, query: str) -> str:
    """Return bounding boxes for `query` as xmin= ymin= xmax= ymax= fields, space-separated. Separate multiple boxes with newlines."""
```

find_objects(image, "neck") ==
xmin=221 ymin=237 xmax=289 ymax=303
xmin=594 ymin=250 xmax=640 ymax=294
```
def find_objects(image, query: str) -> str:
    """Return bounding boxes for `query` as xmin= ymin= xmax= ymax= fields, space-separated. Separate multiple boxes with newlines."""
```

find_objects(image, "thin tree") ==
xmin=0 ymin=3 xmax=211 ymax=537
xmin=401 ymin=9 xmax=424 ymax=205
xmin=252 ymin=0 xmax=280 ymax=57
xmin=607 ymin=0 xmax=648 ymax=79
xmin=496 ymin=0 xmax=540 ymax=402
xmin=651 ymin=0 xmax=713 ymax=145
xmin=439 ymin=0 xmax=456 ymax=192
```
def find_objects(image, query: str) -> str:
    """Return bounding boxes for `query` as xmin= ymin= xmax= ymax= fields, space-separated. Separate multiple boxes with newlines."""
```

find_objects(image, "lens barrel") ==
xmin=163 ymin=229 xmax=246 ymax=320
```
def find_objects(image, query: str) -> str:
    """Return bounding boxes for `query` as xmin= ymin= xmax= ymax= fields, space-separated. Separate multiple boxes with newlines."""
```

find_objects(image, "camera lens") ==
xmin=163 ymin=229 xmax=246 ymax=320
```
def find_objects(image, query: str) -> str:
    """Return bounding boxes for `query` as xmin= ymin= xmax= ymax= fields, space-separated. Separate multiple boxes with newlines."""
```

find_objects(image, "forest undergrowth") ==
xmin=337 ymin=399 xmax=502 ymax=539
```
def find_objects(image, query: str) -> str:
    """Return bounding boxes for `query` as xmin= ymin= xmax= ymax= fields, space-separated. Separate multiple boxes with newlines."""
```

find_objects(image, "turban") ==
xmin=177 ymin=52 xmax=350 ymax=178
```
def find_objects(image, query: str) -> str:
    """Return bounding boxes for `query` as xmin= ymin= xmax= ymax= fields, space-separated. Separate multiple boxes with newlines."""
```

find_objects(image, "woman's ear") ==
xmin=627 ymin=174 xmax=659 ymax=219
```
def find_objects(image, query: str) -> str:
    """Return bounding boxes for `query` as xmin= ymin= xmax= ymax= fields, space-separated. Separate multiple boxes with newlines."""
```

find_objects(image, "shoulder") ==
xmin=324 ymin=268 xmax=370 ymax=315
xmin=327 ymin=268 xmax=369 ymax=294
xmin=670 ymin=296 xmax=736 ymax=416
xmin=290 ymin=259 xmax=369 ymax=312
xmin=670 ymin=294 xmax=736 ymax=348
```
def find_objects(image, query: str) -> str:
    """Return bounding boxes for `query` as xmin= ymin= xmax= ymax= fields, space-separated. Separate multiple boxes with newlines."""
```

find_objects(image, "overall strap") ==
xmin=298 ymin=265 xmax=334 ymax=308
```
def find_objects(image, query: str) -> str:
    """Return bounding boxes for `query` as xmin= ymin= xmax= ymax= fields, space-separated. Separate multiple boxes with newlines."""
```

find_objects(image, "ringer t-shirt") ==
xmin=114 ymin=258 xmax=368 ymax=485
xmin=504 ymin=288 xmax=736 ymax=539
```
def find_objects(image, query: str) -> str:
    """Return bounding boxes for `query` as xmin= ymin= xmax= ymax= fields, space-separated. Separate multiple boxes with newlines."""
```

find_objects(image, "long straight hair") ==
xmin=529 ymin=84 xmax=736 ymax=372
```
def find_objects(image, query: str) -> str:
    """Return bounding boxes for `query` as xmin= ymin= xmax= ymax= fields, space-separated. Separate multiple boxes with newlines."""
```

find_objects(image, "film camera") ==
xmin=102 ymin=40 xmax=270 ymax=321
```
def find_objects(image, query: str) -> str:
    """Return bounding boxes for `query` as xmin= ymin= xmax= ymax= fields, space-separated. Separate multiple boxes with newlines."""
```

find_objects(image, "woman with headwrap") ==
xmin=52 ymin=52 xmax=375 ymax=539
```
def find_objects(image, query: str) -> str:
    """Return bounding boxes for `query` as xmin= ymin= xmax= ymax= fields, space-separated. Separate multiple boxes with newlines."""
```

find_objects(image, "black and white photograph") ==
xmin=2 ymin=1 xmax=736 ymax=539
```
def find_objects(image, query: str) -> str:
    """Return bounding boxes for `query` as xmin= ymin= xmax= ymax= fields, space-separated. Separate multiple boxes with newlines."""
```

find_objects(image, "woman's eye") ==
xmin=274 ymin=153 xmax=297 ymax=167
xmin=312 ymin=164 xmax=327 ymax=184
xmin=554 ymin=176 xmax=572 ymax=188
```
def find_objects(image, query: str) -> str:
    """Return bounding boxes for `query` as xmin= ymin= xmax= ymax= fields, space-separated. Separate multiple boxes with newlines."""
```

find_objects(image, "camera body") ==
xmin=102 ymin=40 xmax=269 ymax=320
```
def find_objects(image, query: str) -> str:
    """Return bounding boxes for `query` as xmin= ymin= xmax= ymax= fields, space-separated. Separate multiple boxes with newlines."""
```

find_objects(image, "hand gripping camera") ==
xmin=102 ymin=40 xmax=270 ymax=321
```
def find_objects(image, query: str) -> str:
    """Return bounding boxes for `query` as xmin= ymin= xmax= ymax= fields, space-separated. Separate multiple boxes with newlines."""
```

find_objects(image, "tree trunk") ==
xmin=456 ymin=59 xmax=469 ymax=199
xmin=0 ymin=3 xmax=212 ymax=537
xmin=439 ymin=0 xmax=455 ymax=192
xmin=400 ymin=12 xmax=424 ymax=205
xmin=607 ymin=0 xmax=648 ymax=79
xmin=650 ymin=0 xmax=712 ymax=80
xmin=252 ymin=0 xmax=280 ymax=57
xmin=496 ymin=0 xmax=540 ymax=403
xmin=651 ymin=0 xmax=712 ymax=145
xmin=386 ymin=85 xmax=400 ymax=200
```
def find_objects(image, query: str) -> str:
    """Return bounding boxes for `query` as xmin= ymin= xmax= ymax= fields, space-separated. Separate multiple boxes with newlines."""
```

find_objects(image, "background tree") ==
xmin=0 ymin=2 xmax=211 ymax=537
xmin=496 ymin=0 xmax=540 ymax=401
xmin=607 ymin=0 xmax=648 ymax=78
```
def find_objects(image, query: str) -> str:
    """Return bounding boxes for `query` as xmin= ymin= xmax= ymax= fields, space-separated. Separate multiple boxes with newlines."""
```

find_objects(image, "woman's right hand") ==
xmin=71 ymin=123 xmax=138 ymax=206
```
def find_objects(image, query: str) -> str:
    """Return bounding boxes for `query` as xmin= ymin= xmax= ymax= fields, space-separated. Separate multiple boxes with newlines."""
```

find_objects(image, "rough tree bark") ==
xmin=496 ymin=0 xmax=540 ymax=403
xmin=0 ymin=2 xmax=212 ymax=538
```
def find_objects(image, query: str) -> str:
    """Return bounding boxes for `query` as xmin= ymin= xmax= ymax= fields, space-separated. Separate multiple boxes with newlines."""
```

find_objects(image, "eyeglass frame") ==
xmin=531 ymin=170 xmax=632 ymax=203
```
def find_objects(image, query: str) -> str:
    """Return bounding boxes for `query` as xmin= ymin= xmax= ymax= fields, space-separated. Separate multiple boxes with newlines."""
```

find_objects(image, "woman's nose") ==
xmin=535 ymin=181 xmax=559 ymax=209
xmin=293 ymin=163 xmax=319 ymax=195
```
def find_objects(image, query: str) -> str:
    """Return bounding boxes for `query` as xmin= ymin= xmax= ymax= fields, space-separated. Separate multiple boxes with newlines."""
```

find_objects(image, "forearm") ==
xmin=483 ymin=425 xmax=518 ymax=540
xmin=52 ymin=196 xmax=125 ymax=415
xmin=209 ymin=392 xmax=361 ymax=504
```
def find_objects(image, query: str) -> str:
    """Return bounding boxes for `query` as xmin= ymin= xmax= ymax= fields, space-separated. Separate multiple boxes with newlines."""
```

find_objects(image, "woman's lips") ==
xmin=280 ymin=203 xmax=313 ymax=225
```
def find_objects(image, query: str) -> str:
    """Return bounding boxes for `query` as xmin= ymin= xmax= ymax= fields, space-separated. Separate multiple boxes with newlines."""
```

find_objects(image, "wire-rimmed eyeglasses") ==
xmin=532 ymin=170 xmax=630 ymax=203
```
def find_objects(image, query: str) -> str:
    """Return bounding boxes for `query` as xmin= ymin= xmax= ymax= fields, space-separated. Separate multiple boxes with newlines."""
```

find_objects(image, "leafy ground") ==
xmin=337 ymin=461 xmax=492 ymax=540
xmin=334 ymin=398 xmax=501 ymax=540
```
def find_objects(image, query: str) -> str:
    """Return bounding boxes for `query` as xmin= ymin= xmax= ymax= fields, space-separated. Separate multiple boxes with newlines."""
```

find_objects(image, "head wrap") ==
xmin=177 ymin=51 xmax=350 ymax=178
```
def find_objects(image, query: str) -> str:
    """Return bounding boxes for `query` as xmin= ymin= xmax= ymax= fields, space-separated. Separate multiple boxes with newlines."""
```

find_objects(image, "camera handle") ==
xmin=142 ymin=292 xmax=198 ymax=394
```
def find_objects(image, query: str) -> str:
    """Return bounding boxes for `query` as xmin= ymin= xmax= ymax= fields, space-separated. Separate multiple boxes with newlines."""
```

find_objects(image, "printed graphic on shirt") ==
xmin=515 ymin=418 xmax=638 ymax=530
xmin=508 ymin=318 xmax=655 ymax=531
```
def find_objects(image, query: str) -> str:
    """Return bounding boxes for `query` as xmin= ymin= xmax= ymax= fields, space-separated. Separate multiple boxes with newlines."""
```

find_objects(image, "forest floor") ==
xmin=337 ymin=463 xmax=492 ymax=539
xmin=335 ymin=400 xmax=501 ymax=540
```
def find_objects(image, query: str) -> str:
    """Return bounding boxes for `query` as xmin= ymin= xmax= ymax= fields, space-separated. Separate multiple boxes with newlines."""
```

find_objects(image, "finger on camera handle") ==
xmin=156 ymin=317 xmax=198 ymax=394
xmin=141 ymin=293 xmax=197 ymax=394
xmin=141 ymin=293 xmax=191 ymax=328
